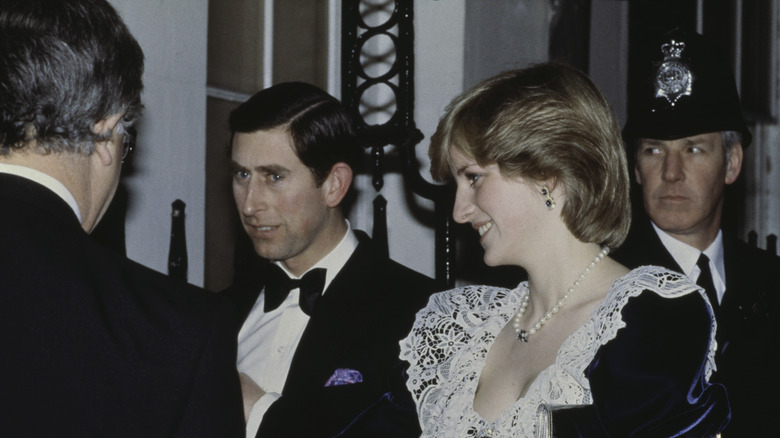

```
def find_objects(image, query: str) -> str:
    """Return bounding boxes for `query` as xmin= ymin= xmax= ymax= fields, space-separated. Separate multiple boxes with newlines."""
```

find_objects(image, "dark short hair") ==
xmin=429 ymin=63 xmax=631 ymax=249
xmin=229 ymin=82 xmax=361 ymax=185
xmin=0 ymin=0 xmax=145 ymax=156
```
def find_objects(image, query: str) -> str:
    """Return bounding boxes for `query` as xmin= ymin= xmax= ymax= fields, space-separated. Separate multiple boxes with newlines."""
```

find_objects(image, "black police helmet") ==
xmin=623 ymin=27 xmax=752 ymax=148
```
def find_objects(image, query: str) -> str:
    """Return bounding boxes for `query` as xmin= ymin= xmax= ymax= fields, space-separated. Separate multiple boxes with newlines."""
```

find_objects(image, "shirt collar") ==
xmin=0 ymin=163 xmax=82 ymax=223
xmin=651 ymin=222 xmax=726 ymax=291
xmin=275 ymin=220 xmax=358 ymax=295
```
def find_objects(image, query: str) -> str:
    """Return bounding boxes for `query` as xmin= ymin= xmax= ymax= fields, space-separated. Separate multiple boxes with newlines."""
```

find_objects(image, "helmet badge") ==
xmin=655 ymin=39 xmax=692 ymax=106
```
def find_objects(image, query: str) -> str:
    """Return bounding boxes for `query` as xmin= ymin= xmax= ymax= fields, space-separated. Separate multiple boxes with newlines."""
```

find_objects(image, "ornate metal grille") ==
xmin=341 ymin=0 xmax=454 ymax=288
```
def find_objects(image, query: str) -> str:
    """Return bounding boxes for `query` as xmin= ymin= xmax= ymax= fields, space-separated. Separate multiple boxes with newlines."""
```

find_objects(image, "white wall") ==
xmin=464 ymin=0 xmax=551 ymax=89
xmin=110 ymin=0 xmax=209 ymax=286
xmin=415 ymin=1 xmax=466 ymax=161
xmin=742 ymin=8 xmax=780 ymax=249
xmin=589 ymin=2 xmax=629 ymax=126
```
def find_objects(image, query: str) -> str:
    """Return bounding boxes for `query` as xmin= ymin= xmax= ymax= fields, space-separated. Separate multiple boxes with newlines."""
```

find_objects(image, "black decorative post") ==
xmin=168 ymin=199 xmax=188 ymax=282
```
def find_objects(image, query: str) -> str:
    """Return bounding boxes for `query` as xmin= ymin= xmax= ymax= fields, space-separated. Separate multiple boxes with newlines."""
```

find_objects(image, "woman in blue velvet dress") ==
xmin=400 ymin=63 xmax=730 ymax=437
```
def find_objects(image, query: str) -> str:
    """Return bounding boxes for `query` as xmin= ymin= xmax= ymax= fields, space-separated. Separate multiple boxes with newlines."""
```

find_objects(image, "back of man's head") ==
xmin=623 ymin=27 xmax=751 ymax=148
xmin=229 ymin=82 xmax=361 ymax=185
xmin=0 ymin=0 xmax=144 ymax=156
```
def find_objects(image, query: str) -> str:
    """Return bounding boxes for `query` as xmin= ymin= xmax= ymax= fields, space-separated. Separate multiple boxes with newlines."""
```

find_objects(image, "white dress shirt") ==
xmin=0 ymin=163 xmax=82 ymax=223
xmin=237 ymin=222 xmax=359 ymax=437
xmin=652 ymin=222 xmax=726 ymax=304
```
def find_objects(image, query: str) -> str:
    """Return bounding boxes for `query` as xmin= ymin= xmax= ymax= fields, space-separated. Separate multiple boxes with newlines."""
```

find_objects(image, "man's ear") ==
xmin=92 ymin=113 xmax=124 ymax=166
xmin=93 ymin=113 xmax=123 ymax=137
xmin=323 ymin=162 xmax=353 ymax=208
xmin=93 ymin=140 xmax=115 ymax=167
xmin=634 ymin=164 xmax=643 ymax=185
xmin=724 ymin=143 xmax=743 ymax=185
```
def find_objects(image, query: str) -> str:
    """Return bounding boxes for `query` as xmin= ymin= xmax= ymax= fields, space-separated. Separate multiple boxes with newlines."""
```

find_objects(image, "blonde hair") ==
xmin=429 ymin=63 xmax=631 ymax=248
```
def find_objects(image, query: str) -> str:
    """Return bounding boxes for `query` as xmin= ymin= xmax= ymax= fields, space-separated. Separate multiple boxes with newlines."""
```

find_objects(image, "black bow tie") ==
xmin=263 ymin=265 xmax=326 ymax=316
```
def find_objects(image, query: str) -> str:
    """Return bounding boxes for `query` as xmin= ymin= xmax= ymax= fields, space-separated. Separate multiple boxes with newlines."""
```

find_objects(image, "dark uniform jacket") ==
xmin=613 ymin=215 xmax=780 ymax=437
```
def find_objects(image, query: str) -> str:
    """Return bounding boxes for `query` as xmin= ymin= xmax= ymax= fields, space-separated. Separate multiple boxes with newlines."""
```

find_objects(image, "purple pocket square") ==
xmin=324 ymin=368 xmax=363 ymax=387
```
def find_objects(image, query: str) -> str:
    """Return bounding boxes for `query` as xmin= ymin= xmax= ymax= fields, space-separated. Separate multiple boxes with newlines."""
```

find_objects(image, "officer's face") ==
xmin=634 ymin=132 xmax=742 ymax=249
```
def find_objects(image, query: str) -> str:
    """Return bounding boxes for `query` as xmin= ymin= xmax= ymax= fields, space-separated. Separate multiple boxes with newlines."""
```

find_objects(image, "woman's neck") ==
xmin=524 ymin=240 xmax=606 ymax=310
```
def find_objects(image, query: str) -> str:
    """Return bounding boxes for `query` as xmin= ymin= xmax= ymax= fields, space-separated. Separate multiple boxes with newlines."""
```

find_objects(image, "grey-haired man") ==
xmin=614 ymin=27 xmax=780 ymax=437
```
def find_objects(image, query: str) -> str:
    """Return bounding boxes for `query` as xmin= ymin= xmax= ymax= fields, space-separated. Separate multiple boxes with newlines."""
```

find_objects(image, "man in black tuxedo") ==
xmin=614 ymin=28 xmax=780 ymax=437
xmin=0 ymin=1 xmax=244 ymax=436
xmin=225 ymin=82 xmax=436 ymax=437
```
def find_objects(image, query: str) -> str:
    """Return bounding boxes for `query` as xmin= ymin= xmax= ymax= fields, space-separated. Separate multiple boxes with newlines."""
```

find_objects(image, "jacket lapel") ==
xmin=717 ymin=238 xmax=771 ymax=355
xmin=617 ymin=217 xmax=684 ymax=274
xmin=223 ymin=259 xmax=273 ymax=329
xmin=282 ymin=234 xmax=381 ymax=394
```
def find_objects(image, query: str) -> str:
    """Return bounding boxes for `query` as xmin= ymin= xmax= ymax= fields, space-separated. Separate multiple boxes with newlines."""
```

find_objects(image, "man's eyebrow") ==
xmin=256 ymin=164 xmax=290 ymax=174
xmin=684 ymin=136 xmax=709 ymax=146
xmin=229 ymin=161 xmax=290 ymax=174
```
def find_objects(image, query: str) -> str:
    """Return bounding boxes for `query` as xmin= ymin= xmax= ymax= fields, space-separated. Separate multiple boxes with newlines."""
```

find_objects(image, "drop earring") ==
xmin=541 ymin=186 xmax=555 ymax=210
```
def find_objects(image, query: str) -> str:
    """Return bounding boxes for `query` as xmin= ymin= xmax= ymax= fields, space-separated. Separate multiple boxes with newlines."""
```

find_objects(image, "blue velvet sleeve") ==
xmin=550 ymin=290 xmax=731 ymax=437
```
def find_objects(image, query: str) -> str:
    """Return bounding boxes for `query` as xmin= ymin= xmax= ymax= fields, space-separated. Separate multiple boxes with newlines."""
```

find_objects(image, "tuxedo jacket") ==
xmin=613 ymin=216 xmax=780 ymax=437
xmin=226 ymin=230 xmax=437 ymax=437
xmin=0 ymin=174 xmax=245 ymax=437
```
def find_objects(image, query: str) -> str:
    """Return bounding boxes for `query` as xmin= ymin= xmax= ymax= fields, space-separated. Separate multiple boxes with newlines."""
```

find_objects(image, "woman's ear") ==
xmin=323 ymin=162 xmax=353 ymax=208
xmin=539 ymin=177 xmax=562 ymax=196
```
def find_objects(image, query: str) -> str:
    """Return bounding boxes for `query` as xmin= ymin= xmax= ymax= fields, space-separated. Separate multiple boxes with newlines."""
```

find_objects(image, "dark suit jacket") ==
xmin=613 ymin=216 xmax=780 ymax=437
xmin=225 ymin=230 xmax=437 ymax=437
xmin=0 ymin=174 xmax=245 ymax=437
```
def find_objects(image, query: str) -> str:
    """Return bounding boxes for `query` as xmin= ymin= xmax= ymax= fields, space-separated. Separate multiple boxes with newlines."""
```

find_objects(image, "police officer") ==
xmin=614 ymin=27 xmax=780 ymax=437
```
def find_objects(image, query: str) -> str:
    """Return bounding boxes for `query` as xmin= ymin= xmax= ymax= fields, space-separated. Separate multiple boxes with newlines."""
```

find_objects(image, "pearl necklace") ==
xmin=513 ymin=246 xmax=610 ymax=343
